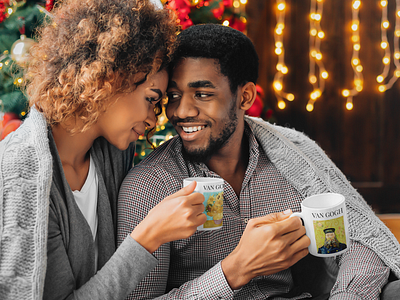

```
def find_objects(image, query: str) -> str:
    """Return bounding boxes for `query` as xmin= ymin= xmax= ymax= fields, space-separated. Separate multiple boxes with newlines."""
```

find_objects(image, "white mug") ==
xmin=290 ymin=193 xmax=350 ymax=257
xmin=183 ymin=177 xmax=224 ymax=231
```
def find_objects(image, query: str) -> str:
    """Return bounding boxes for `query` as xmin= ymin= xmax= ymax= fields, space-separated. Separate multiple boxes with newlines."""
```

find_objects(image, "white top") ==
xmin=72 ymin=155 xmax=99 ymax=270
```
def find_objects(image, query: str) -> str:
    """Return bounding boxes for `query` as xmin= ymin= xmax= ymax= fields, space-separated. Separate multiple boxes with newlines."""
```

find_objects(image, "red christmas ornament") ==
xmin=222 ymin=0 xmax=233 ymax=6
xmin=211 ymin=1 xmax=224 ymax=19
xmin=0 ymin=0 xmax=10 ymax=23
xmin=229 ymin=16 xmax=246 ymax=32
xmin=46 ymin=0 xmax=55 ymax=12
xmin=1 ymin=119 xmax=22 ymax=140
xmin=246 ymin=95 xmax=264 ymax=117
xmin=167 ymin=0 xmax=247 ymax=31
xmin=0 ymin=112 xmax=19 ymax=130
xmin=256 ymin=84 xmax=265 ymax=98
xmin=166 ymin=0 xmax=193 ymax=29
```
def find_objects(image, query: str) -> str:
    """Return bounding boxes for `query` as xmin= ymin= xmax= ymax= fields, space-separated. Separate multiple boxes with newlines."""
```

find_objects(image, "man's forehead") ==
xmin=174 ymin=57 xmax=221 ymax=75
xmin=170 ymin=57 xmax=226 ymax=87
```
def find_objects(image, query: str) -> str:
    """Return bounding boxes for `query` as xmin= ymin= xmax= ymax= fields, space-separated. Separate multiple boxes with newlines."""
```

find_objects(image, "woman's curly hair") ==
xmin=26 ymin=0 xmax=177 ymax=133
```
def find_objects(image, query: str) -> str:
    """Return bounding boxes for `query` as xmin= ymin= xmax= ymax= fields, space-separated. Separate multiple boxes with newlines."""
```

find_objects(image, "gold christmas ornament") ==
xmin=11 ymin=34 xmax=36 ymax=66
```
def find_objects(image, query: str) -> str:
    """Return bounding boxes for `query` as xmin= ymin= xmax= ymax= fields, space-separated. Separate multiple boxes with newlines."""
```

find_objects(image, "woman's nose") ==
xmin=145 ymin=107 xmax=157 ymax=129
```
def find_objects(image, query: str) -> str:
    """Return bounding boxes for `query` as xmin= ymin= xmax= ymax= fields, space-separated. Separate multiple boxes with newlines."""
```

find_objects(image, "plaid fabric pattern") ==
xmin=117 ymin=126 xmax=389 ymax=300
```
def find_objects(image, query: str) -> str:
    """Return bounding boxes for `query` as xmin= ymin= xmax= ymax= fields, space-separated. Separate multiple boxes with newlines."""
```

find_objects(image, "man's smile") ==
xmin=175 ymin=123 xmax=208 ymax=142
xmin=182 ymin=125 xmax=206 ymax=133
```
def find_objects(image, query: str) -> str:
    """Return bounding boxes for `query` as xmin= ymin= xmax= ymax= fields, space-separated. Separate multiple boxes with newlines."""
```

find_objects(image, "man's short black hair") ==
xmin=171 ymin=24 xmax=259 ymax=94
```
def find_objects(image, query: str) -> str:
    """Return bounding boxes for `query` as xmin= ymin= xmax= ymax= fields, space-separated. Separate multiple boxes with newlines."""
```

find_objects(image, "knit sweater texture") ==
xmin=0 ymin=107 xmax=52 ymax=299
xmin=245 ymin=116 xmax=400 ymax=279
xmin=0 ymin=108 xmax=158 ymax=300
xmin=0 ymin=109 xmax=399 ymax=299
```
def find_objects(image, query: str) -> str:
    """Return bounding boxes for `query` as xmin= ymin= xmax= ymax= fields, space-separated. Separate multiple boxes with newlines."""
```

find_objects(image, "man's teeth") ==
xmin=182 ymin=126 xmax=205 ymax=133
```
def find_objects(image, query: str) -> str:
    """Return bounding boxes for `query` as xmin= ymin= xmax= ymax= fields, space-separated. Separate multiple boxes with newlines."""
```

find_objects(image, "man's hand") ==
xmin=221 ymin=210 xmax=310 ymax=290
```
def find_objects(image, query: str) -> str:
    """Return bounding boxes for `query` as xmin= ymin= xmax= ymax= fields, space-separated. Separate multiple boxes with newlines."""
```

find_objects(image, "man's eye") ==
xmin=167 ymin=92 xmax=180 ymax=101
xmin=195 ymin=92 xmax=211 ymax=98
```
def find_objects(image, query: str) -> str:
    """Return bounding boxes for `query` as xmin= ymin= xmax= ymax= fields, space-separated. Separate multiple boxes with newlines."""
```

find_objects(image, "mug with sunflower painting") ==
xmin=183 ymin=177 xmax=224 ymax=230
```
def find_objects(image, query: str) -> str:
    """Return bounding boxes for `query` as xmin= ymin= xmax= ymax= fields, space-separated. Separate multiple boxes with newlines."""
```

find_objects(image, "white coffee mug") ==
xmin=290 ymin=193 xmax=350 ymax=257
xmin=183 ymin=177 xmax=224 ymax=231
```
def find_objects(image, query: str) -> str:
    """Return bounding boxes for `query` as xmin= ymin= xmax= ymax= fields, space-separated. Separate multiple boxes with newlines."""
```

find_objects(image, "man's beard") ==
xmin=324 ymin=237 xmax=340 ymax=249
xmin=181 ymin=101 xmax=238 ymax=163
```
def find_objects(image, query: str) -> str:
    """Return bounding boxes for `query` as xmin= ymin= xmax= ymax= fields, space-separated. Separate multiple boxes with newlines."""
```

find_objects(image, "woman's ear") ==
xmin=239 ymin=82 xmax=257 ymax=111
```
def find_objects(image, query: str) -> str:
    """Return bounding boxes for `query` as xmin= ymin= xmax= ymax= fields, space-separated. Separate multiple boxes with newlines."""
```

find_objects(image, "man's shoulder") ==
xmin=136 ymin=136 xmax=182 ymax=168
xmin=124 ymin=136 xmax=187 ymax=184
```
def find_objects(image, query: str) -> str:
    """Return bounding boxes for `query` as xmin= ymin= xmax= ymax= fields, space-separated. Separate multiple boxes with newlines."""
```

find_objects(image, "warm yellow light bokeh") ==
xmin=278 ymin=100 xmax=286 ymax=109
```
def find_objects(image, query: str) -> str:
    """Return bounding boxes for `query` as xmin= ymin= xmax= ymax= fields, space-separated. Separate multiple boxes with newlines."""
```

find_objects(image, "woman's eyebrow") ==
xmin=151 ymin=89 xmax=163 ymax=99
xmin=135 ymin=74 xmax=148 ymax=86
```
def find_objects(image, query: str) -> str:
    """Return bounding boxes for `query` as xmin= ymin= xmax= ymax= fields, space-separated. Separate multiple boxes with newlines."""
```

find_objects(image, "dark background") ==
xmin=246 ymin=0 xmax=400 ymax=213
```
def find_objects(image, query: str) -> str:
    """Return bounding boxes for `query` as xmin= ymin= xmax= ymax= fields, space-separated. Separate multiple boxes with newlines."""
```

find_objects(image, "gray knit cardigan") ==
xmin=0 ymin=109 xmax=399 ymax=299
xmin=0 ymin=108 xmax=52 ymax=299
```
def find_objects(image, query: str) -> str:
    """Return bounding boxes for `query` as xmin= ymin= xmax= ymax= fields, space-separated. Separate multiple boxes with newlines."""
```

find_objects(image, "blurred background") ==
xmin=1 ymin=0 xmax=399 ymax=215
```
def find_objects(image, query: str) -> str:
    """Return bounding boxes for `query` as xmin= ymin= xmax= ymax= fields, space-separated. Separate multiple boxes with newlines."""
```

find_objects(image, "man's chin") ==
xmin=182 ymin=146 xmax=212 ymax=163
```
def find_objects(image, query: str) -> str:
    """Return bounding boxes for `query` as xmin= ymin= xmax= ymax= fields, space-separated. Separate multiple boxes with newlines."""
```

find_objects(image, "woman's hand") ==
xmin=130 ymin=181 xmax=206 ymax=253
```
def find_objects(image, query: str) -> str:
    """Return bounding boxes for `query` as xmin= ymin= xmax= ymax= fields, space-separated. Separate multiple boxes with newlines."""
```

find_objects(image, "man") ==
xmin=118 ymin=24 xmax=400 ymax=299
xmin=318 ymin=228 xmax=347 ymax=255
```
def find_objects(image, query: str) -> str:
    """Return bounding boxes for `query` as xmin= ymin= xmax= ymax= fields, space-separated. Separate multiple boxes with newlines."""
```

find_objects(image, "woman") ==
xmin=0 ymin=0 xmax=206 ymax=299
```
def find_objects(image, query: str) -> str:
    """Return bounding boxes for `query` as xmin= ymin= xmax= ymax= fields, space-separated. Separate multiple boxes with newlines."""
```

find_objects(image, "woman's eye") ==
xmin=146 ymin=97 xmax=158 ymax=104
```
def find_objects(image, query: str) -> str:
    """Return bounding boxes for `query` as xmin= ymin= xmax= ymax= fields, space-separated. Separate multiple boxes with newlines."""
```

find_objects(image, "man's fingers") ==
xmin=250 ymin=210 xmax=297 ymax=228
xmin=283 ymin=226 xmax=309 ymax=245
xmin=290 ymin=247 xmax=310 ymax=265
xmin=274 ymin=216 xmax=304 ymax=235
xmin=187 ymin=192 xmax=205 ymax=206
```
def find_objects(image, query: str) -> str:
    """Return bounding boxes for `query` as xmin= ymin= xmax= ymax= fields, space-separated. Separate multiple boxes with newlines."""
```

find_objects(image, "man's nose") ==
xmin=173 ymin=95 xmax=199 ymax=119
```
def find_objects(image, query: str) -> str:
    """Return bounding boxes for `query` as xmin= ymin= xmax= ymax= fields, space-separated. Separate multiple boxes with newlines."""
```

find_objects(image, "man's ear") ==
xmin=239 ymin=82 xmax=257 ymax=111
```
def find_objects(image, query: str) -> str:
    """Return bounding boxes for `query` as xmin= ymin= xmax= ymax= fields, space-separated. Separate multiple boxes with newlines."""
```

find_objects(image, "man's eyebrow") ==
xmin=151 ymin=89 xmax=163 ymax=99
xmin=188 ymin=80 xmax=216 ymax=88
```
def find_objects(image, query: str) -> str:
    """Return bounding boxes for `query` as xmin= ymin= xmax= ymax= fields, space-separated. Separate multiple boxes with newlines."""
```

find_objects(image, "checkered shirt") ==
xmin=117 ymin=126 xmax=389 ymax=300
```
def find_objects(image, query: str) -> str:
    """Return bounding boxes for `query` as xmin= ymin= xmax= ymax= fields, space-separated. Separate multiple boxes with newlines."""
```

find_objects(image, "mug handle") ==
xmin=289 ymin=212 xmax=305 ymax=226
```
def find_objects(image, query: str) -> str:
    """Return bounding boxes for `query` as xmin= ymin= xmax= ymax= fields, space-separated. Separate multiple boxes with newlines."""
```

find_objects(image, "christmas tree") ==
xmin=0 ymin=0 xmax=54 ymax=138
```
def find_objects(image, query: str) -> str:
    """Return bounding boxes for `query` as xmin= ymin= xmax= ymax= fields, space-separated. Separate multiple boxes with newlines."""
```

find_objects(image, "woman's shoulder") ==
xmin=0 ymin=110 xmax=52 ymax=181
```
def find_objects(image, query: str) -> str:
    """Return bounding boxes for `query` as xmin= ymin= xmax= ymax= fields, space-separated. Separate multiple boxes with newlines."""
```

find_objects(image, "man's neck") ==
xmin=205 ymin=124 xmax=249 ymax=198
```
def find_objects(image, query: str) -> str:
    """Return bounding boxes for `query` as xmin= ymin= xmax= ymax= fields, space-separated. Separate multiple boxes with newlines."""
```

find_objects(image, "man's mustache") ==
xmin=170 ymin=117 xmax=211 ymax=127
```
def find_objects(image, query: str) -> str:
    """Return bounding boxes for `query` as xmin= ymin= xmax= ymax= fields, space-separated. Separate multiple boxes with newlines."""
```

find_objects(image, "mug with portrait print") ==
xmin=290 ymin=193 xmax=350 ymax=257
xmin=183 ymin=177 xmax=224 ymax=231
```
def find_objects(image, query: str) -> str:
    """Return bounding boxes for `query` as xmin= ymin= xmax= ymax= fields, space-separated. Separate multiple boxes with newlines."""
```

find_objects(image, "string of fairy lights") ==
xmin=376 ymin=0 xmax=400 ymax=93
xmin=273 ymin=0 xmax=295 ymax=110
xmin=306 ymin=0 xmax=328 ymax=112
xmin=341 ymin=0 xmax=363 ymax=111
xmin=273 ymin=0 xmax=400 ymax=112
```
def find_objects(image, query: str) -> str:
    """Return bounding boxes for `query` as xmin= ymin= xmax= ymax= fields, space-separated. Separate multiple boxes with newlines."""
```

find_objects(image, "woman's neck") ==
xmin=51 ymin=123 xmax=99 ymax=191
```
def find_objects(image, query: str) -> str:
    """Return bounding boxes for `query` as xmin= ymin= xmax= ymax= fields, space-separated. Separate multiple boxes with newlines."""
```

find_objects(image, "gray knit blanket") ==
xmin=245 ymin=116 xmax=400 ymax=279
xmin=0 ymin=110 xmax=399 ymax=300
